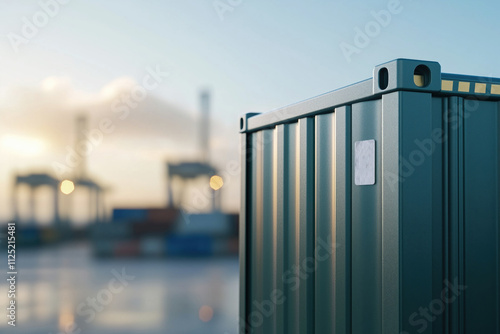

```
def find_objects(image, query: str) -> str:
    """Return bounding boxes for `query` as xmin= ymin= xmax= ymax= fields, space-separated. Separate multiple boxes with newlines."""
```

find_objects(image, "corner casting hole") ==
xmin=414 ymin=65 xmax=431 ymax=87
xmin=378 ymin=67 xmax=389 ymax=90
xmin=240 ymin=117 xmax=244 ymax=130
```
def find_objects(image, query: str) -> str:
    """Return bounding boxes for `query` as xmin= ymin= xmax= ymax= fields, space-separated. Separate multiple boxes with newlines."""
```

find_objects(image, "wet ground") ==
xmin=0 ymin=242 xmax=239 ymax=333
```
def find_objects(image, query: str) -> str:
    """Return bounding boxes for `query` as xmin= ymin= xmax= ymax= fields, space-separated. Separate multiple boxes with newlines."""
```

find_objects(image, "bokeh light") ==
xmin=58 ymin=311 xmax=75 ymax=331
xmin=209 ymin=175 xmax=223 ymax=191
xmin=198 ymin=305 xmax=214 ymax=322
xmin=60 ymin=180 xmax=75 ymax=195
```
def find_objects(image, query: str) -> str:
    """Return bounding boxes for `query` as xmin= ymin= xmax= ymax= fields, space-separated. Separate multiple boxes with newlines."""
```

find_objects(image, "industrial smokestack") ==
xmin=75 ymin=114 xmax=88 ymax=179
xmin=199 ymin=90 xmax=210 ymax=163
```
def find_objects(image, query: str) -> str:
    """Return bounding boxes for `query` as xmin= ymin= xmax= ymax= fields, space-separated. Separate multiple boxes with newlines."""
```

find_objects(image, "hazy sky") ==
xmin=1 ymin=0 xmax=499 ymax=223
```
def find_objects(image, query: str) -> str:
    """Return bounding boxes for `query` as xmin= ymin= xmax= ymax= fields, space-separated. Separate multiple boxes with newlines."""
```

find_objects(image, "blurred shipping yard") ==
xmin=0 ymin=83 xmax=241 ymax=332
xmin=1 ymin=83 xmax=240 ymax=333
xmin=6 ymin=89 xmax=239 ymax=257
xmin=1 ymin=1 xmax=252 ymax=331
xmin=0 ymin=4 xmax=252 ymax=331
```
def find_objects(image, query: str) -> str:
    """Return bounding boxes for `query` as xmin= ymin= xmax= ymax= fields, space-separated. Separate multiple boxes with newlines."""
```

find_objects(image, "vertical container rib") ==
xmin=274 ymin=125 xmax=287 ymax=334
xmin=314 ymin=113 xmax=335 ymax=333
xmin=431 ymin=96 xmax=445 ymax=334
xmin=298 ymin=117 xmax=315 ymax=334
xmin=261 ymin=129 xmax=275 ymax=333
xmin=380 ymin=92 xmax=401 ymax=334
xmin=443 ymin=97 xmax=450 ymax=334
xmin=458 ymin=98 xmax=465 ymax=334
xmin=448 ymin=96 xmax=461 ymax=334
xmin=240 ymin=133 xmax=249 ymax=334
xmin=334 ymin=105 xmax=352 ymax=334
xmin=250 ymin=132 xmax=264 ymax=334
xmin=285 ymin=123 xmax=299 ymax=334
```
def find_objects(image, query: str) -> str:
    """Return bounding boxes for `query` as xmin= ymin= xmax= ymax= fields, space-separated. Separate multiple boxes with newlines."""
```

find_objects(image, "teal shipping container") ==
xmin=239 ymin=59 xmax=500 ymax=334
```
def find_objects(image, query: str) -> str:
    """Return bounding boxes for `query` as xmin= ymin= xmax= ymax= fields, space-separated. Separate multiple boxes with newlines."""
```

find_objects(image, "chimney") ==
xmin=75 ymin=114 xmax=88 ymax=179
xmin=199 ymin=90 xmax=210 ymax=163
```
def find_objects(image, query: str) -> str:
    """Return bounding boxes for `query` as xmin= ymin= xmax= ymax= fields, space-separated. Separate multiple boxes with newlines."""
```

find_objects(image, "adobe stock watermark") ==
xmin=213 ymin=0 xmax=244 ymax=21
xmin=7 ymin=0 xmax=72 ymax=53
xmin=384 ymin=126 xmax=445 ymax=192
xmin=240 ymin=235 xmax=340 ymax=331
xmin=339 ymin=0 xmax=403 ymax=63
xmin=51 ymin=65 xmax=171 ymax=180
xmin=401 ymin=277 xmax=467 ymax=334
xmin=384 ymin=93 xmax=488 ymax=192
xmin=49 ymin=267 xmax=135 ymax=334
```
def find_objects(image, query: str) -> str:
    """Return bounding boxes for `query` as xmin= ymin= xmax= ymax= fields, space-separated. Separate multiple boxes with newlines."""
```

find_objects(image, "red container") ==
xmin=113 ymin=240 xmax=140 ymax=257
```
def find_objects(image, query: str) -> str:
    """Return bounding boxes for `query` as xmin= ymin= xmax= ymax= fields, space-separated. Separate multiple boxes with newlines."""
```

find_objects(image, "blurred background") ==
xmin=1 ymin=1 xmax=500 ymax=333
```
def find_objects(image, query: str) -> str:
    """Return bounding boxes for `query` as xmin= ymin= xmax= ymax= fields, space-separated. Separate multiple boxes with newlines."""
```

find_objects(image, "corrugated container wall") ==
xmin=239 ymin=59 xmax=500 ymax=334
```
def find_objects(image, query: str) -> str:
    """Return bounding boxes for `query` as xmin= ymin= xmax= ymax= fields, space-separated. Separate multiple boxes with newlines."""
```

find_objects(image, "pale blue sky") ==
xmin=1 ymin=0 xmax=499 ymax=120
xmin=0 ymin=0 xmax=499 ymax=221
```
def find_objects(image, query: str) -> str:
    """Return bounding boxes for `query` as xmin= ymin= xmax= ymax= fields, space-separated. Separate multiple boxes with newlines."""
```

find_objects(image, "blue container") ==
xmin=165 ymin=235 xmax=213 ymax=256
xmin=112 ymin=208 xmax=148 ymax=222
xmin=18 ymin=227 xmax=41 ymax=245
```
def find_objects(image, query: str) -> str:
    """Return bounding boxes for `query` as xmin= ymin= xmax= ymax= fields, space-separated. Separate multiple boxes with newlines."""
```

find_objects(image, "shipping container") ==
xmin=113 ymin=239 xmax=140 ymax=257
xmin=239 ymin=59 xmax=500 ymax=333
xmin=89 ymin=221 xmax=132 ymax=239
xmin=132 ymin=221 xmax=176 ymax=236
xmin=92 ymin=239 xmax=115 ymax=257
xmin=40 ymin=227 xmax=59 ymax=243
xmin=140 ymin=236 xmax=165 ymax=257
xmin=166 ymin=235 xmax=213 ymax=257
xmin=175 ymin=212 xmax=233 ymax=236
xmin=146 ymin=208 xmax=179 ymax=224
xmin=17 ymin=226 xmax=41 ymax=246
xmin=112 ymin=208 xmax=148 ymax=222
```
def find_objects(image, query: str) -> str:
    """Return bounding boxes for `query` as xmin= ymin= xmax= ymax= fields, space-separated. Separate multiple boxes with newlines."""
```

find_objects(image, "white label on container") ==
xmin=354 ymin=139 xmax=375 ymax=186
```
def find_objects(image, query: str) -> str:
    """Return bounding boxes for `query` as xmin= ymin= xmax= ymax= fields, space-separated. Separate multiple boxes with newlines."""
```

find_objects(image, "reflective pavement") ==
xmin=0 ymin=243 xmax=239 ymax=333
